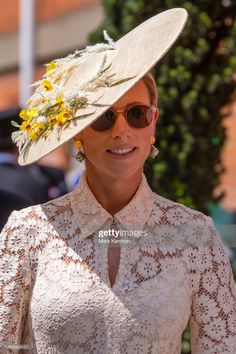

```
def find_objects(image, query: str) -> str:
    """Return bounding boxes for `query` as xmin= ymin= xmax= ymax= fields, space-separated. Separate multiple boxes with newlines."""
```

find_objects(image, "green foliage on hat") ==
xmin=90 ymin=0 xmax=236 ymax=217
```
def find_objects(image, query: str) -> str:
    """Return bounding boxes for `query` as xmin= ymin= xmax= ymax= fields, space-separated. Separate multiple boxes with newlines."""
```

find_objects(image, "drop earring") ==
xmin=75 ymin=139 xmax=85 ymax=162
xmin=149 ymin=136 xmax=159 ymax=158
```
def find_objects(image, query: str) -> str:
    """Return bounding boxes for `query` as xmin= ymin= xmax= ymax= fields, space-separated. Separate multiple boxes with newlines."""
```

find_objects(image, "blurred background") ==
xmin=0 ymin=1 xmax=235 ymax=351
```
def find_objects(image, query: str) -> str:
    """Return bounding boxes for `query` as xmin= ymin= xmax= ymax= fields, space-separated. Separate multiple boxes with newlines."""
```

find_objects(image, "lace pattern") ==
xmin=0 ymin=172 xmax=235 ymax=353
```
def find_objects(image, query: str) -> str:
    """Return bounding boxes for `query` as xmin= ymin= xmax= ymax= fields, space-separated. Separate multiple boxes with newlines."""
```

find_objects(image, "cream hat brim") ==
xmin=19 ymin=8 xmax=188 ymax=166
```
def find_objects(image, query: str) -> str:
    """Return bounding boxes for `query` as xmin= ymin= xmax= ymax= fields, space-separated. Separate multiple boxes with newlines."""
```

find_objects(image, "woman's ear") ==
xmin=152 ymin=107 xmax=158 ymax=136
xmin=154 ymin=107 xmax=159 ymax=123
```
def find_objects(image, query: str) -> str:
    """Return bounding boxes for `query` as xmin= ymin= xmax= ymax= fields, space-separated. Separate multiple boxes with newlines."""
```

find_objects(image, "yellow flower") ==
xmin=56 ymin=96 xmax=65 ymax=109
xmin=42 ymin=80 xmax=53 ymax=91
xmin=49 ymin=115 xmax=57 ymax=128
xmin=20 ymin=121 xmax=32 ymax=131
xmin=28 ymin=123 xmax=45 ymax=140
xmin=19 ymin=109 xmax=38 ymax=120
xmin=46 ymin=60 xmax=56 ymax=73
xmin=28 ymin=109 xmax=39 ymax=118
xmin=49 ymin=115 xmax=57 ymax=123
xmin=56 ymin=109 xmax=71 ymax=126
xmin=19 ymin=109 xmax=29 ymax=120
xmin=56 ymin=97 xmax=63 ymax=104
xmin=29 ymin=130 xmax=38 ymax=140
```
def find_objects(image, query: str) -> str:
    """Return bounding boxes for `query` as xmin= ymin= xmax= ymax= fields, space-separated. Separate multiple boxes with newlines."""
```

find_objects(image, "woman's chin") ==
xmin=103 ymin=165 xmax=143 ymax=181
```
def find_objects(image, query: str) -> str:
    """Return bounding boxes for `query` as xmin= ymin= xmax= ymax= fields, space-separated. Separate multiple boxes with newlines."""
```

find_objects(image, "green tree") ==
xmin=90 ymin=0 xmax=236 ymax=214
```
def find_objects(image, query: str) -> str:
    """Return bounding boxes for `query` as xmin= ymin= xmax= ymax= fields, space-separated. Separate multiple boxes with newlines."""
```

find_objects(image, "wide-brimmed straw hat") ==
xmin=13 ymin=8 xmax=188 ymax=166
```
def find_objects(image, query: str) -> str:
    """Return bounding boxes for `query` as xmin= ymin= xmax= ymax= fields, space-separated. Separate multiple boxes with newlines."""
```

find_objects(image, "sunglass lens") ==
xmin=90 ymin=110 xmax=115 ymax=131
xmin=127 ymin=105 xmax=153 ymax=128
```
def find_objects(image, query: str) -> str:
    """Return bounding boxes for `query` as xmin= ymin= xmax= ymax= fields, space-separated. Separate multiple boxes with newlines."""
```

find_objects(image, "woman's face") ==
xmin=76 ymin=79 xmax=158 ymax=180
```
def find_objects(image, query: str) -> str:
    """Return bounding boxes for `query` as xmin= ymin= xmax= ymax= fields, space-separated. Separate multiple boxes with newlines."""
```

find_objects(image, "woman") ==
xmin=0 ymin=8 xmax=235 ymax=354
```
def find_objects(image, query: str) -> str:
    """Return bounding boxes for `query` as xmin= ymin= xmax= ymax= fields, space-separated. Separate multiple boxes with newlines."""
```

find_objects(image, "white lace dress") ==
xmin=0 ymin=172 xmax=236 ymax=353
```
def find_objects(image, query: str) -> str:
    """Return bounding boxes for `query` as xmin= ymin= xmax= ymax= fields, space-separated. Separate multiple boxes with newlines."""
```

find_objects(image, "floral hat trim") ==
xmin=12 ymin=31 xmax=134 ymax=160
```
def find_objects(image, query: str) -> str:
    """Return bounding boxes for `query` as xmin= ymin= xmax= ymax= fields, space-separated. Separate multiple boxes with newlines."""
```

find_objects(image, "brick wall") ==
xmin=0 ymin=0 xmax=99 ymax=34
xmin=218 ymin=101 xmax=236 ymax=212
xmin=0 ymin=65 xmax=45 ymax=108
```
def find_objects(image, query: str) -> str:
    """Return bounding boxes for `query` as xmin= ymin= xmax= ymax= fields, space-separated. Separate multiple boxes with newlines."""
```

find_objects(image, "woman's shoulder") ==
xmin=24 ymin=191 xmax=71 ymax=214
xmin=150 ymin=191 xmax=221 ymax=251
xmin=2 ymin=192 xmax=73 ymax=235
xmin=1 ymin=192 xmax=74 ymax=265
xmin=151 ymin=191 xmax=212 ymax=226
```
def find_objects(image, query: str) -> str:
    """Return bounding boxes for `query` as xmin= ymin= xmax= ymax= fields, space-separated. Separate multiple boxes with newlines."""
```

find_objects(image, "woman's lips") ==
xmin=106 ymin=147 xmax=137 ymax=159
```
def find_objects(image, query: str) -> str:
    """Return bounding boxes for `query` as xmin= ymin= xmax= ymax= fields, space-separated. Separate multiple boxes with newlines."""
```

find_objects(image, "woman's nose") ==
xmin=111 ymin=112 xmax=131 ymax=138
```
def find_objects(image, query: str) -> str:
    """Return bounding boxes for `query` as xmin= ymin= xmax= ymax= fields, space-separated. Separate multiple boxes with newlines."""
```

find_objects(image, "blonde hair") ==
xmin=142 ymin=72 xmax=158 ymax=106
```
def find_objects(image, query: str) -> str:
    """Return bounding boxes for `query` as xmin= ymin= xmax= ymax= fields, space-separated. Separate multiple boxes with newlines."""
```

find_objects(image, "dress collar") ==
xmin=70 ymin=171 xmax=154 ymax=240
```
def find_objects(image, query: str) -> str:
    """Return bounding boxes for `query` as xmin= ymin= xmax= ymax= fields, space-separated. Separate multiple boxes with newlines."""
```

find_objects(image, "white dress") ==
xmin=0 ymin=172 xmax=236 ymax=353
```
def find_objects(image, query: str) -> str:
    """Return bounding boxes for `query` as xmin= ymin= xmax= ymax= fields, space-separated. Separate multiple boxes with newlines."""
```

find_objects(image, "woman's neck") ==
xmin=85 ymin=167 xmax=142 ymax=216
